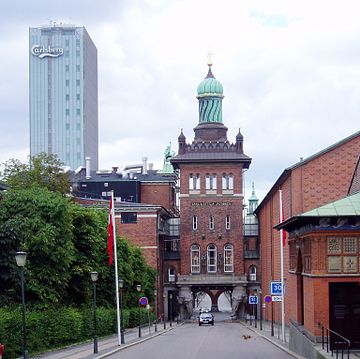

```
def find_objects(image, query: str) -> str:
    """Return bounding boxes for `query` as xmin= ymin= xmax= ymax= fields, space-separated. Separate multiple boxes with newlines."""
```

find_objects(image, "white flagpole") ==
xmin=279 ymin=189 xmax=285 ymax=343
xmin=111 ymin=191 xmax=122 ymax=346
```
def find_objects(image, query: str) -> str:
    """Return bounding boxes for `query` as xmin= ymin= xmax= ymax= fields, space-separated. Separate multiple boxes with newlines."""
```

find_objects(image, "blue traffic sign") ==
xmin=248 ymin=295 xmax=258 ymax=305
xmin=271 ymin=281 xmax=282 ymax=295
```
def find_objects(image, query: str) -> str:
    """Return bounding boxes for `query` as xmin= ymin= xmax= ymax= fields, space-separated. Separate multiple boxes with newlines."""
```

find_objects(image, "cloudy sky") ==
xmin=1 ymin=0 xmax=360 ymax=201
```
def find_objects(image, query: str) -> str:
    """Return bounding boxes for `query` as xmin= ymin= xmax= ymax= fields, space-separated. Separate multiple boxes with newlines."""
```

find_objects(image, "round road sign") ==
xmin=139 ymin=296 xmax=148 ymax=306
xmin=264 ymin=295 xmax=272 ymax=303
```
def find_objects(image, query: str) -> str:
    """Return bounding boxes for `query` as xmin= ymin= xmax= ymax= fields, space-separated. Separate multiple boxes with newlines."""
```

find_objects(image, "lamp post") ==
xmin=15 ymin=251 xmax=28 ymax=359
xmin=136 ymin=284 xmax=142 ymax=338
xmin=90 ymin=271 xmax=99 ymax=354
xmin=154 ymin=289 xmax=158 ymax=332
xmin=119 ymin=279 xmax=125 ymax=344
xmin=254 ymin=290 xmax=258 ymax=329
xmin=258 ymin=289 xmax=263 ymax=330
xmin=163 ymin=292 xmax=166 ymax=329
xmin=169 ymin=293 xmax=173 ymax=327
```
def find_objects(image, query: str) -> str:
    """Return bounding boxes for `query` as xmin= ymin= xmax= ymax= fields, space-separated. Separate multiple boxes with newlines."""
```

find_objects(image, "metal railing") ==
xmin=321 ymin=325 xmax=350 ymax=359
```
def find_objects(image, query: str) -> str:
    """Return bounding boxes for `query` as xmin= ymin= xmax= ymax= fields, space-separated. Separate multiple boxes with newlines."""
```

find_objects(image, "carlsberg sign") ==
xmin=31 ymin=45 xmax=64 ymax=58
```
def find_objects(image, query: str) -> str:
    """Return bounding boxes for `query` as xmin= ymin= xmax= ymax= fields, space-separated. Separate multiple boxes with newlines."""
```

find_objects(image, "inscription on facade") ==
xmin=191 ymin=201 xmax=233 ymax=207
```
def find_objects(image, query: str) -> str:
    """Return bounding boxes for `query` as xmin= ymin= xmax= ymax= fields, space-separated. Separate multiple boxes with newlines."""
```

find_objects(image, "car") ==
xmin=199 ymin=307 xmax=210 ymax=313
xmin=198 ymin=312 xmax=214 ymax=326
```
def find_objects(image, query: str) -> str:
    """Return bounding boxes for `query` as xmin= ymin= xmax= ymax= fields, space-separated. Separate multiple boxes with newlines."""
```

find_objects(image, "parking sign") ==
xmin=271 ymin=281 xmax=282 ymax=295
xmin=248 ymin=295 xmax=258 ymax=305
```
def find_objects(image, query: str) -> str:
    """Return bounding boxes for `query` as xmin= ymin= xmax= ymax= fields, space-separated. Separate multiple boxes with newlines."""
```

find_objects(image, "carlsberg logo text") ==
xmin=31 ymin=45 xmax=64 ymax=58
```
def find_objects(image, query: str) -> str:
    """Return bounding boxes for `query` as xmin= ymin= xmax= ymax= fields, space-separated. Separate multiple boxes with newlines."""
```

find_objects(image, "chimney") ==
xmin=142 ymin=157 xmax=148 ymax=175
xmin=112 ymin=166 xmax=118 ymax=174
xmin=85 ymin=157 xmax=91 ymax=179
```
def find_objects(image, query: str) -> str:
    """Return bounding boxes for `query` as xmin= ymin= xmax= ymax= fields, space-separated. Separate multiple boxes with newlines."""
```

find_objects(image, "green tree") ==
xmin=2 ymin=153 xmax=70 ymax=194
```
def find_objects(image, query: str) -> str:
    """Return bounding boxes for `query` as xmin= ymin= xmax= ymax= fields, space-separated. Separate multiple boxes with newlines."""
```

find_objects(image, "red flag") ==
xmin=107 ymin=198 xmax=114 ymax=265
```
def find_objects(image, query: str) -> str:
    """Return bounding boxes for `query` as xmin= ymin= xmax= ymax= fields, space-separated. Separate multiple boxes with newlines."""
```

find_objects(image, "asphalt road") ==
xmin=106 ymin=314 xmax=295 ymax=359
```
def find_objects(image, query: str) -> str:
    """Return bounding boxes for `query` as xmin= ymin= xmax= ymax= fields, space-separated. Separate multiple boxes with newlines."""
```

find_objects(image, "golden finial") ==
xmin=207 ymin=51 xmax=213 ymax=67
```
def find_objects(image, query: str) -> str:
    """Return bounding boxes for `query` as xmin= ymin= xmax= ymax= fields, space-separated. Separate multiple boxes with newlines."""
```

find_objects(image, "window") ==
xmin=207 ymin=244 xmax=217 ymax=273
xmin=205 ymin=175 xmax=217 ymax=190
xmin=65 ymin=65 xmax=69 ymax=71
xmin=192 ymin=216 xmax=198 ymax=231
xmin=76 ymin=64 xmax=80 ymax=72
xmin=121 ymin=212 xmax=137 ymax=224
xmin=224 ymin=244 xmax=233 ymax=272
xmin=65 ymin=79 xmax=70 ymax=86
xmin=65 ymin=109 xmax=70 ymax=116
xmin=191 ymin=245 xmax=200 ymax=273
xmin=76 ymin=79 xmax=80 ymax=86
xmin=222 ymin=174 xmax=234 ymax=190
xmin=226 ymin=215 xmax=231 ymax=230
xmin=249 ymin=265 xmax=257 ymax=281
xmin=76 ymin=108 xmax=81 ymax=115
xmin=65 ymin=94 xmax=70 ymax=101
xmin=76 ymin=94 xmax=81 ymax=100
xmin=209 ymin=216 xmax=214 ymax=231
xmin=168 ymin=267 xmax=176 ymax=282
xmin=104 ymin=182 xmax=109 ymax=187
xmin=189 ymin=174 xmax=200 ymax=191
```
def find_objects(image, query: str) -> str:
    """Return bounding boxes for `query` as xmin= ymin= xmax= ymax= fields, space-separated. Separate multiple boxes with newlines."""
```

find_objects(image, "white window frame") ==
xmin=192 ymin=216 xmax=198 ymax=231
xmin=209 ymin=216 xmax=215 ymax=231
xmin=222 ymin=174 xmax=234 ymax=190
xmin=224 ymin=244 xmax=234 ymax=272
xmin=189 ymin=174 xmax=201 ymax=191
xmin=191 ymin=245 xmax=200 ymax=273
xmin=205 ymin=174 xmax=217 ymax=190
xmin=226 ymin=215 xmax=231 ymax=230
xmin=249 ymin=265 xmax=257 ymax=281
xmin=207 ymin=244 xmax=217 ymax=273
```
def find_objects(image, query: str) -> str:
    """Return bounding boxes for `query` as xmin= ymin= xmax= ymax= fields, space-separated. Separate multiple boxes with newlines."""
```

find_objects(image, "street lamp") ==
xmin=136 ymin=284 xmax=142 ymax=338
xmin=154 ymin=289 xmax=158 ymax=332
xmin=163 ymin=292 xmax=166 ymax=329
xmin=15 ymin=251 xmax=28 ymax=359
xmin=90 ymin=271 xmax=99 ymax=354
xmin=258 ymin=289 xmax=263 ymax=330
xmin=169 ymin=293 xmax=173 ymax=327
xmin=119 ymin=279 xmax=125 ymax=344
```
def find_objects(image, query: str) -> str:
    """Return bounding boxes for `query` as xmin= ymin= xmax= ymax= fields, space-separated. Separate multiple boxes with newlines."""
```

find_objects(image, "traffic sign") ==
xmin=272 ymin=295 xmax=282 ymax=302
xmin=264 ymin=295 xmax=272 ymax=303
xmin=248 ymin=295 xmax=258 ymax=305
xmin=271 ymin=281 xmax=282 ymax=295
xmin=139 ymin=296 xmax=148 ymax=306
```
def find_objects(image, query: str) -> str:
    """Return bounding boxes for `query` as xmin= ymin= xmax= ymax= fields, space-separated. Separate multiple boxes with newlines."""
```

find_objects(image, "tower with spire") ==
xmin=170 ymin=62 xmax=254 ymax=318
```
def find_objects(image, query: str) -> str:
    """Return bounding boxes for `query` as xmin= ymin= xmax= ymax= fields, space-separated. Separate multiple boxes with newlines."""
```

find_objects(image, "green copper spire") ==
xmin=196 ymin=60 xmax=224 ymax=123
xmin=248 ymin=182 xmax=259 ymax=214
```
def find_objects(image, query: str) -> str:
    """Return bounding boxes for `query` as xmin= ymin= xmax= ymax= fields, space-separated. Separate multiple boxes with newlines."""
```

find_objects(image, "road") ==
xmin=106 ymin=313 xmax=295 ymax=359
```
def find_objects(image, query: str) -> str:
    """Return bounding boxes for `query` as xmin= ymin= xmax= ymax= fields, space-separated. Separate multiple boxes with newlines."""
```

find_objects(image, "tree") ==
xmin=2 ymin=153 xmax=70 ymax=194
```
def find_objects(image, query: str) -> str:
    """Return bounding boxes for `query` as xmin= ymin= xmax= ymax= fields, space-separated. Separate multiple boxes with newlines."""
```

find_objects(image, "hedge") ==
xmin=0 ymin=306 xmax=153 ymax=359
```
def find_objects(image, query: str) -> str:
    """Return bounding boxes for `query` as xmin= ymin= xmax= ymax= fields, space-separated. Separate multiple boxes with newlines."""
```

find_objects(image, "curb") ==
xmin=244 ymin=324 xmax=305 ymax=359
xmin=95 ymin=326 xmax=176 ymax=359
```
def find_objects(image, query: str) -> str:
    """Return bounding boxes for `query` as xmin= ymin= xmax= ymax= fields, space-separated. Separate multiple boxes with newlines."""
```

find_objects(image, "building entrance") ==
xmin=329 ymin=282 xmax=360 ymax=349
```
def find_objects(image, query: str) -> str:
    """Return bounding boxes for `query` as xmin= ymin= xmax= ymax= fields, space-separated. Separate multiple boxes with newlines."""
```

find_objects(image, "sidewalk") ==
xmin=243 ymin=319 xmax=360 ymax=359
xmin=34 ymin=321 xmax=176 ymax=359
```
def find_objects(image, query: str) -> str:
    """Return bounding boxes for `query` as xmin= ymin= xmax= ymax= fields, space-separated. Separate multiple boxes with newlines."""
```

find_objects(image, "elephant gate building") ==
xmin=169 ymin=63 xmax=260 ymax=319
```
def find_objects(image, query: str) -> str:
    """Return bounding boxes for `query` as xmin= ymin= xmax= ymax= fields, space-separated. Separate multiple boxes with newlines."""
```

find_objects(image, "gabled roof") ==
xmin=348 ymin=155 xmax=360 ymax=196
xmin=256 ymin=130 xmax=360 ymax=213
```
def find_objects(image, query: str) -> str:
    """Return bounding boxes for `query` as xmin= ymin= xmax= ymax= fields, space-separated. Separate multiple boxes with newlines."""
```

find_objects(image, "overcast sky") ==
xmin=1 ymin=0 xmax=360 ymax=201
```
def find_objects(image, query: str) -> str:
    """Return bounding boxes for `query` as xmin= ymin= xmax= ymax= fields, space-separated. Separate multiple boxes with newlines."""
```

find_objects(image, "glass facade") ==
xmin=29 ymin=25 xmax=98 ymax=169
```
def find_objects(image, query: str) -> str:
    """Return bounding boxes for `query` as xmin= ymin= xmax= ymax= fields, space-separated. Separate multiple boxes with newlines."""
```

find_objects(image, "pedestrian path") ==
xmin=34 ymin=321 xmax=176 ymax=359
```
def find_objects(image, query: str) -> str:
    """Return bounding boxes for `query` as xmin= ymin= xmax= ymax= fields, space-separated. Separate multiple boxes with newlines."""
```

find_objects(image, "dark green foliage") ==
xmin=0 ymin=306 xmax=153 ymax=358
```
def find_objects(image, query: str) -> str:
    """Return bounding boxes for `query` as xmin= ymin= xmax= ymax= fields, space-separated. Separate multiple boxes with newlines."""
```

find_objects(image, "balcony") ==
xmin=163 ymin=238 xmax=180 ymax=260
xmin=244 ymin=250 xmax=260 ymax=259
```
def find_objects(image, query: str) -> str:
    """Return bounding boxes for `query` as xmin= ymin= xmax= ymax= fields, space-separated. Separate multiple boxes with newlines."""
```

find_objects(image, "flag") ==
xmin=107 ymin=197 xmax=114 ymax=265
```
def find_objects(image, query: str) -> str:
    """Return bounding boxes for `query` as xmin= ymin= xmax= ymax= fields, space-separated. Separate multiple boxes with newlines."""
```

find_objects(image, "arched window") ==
xmin=249 ymin=265 xmax=257 ymax=281
xmin=207 ymin=244 xmax=217 ymax=273
xmin=191 ymin=245 xmax=200 ymax=273
xmin=224 ymin=244 xmax=233 ymax=272
xmin=192 ymin=216 xmax=198 ymax=231
xmin=168 ymin=267 xmax=176 ymax=282
xmin=209 ymin=216 xmax=215 ymax=231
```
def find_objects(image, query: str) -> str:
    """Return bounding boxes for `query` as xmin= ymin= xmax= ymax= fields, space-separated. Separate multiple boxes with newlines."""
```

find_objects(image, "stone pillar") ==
xmin=231 ymin=286 xmax=246 ymax=319
xmin=177 ymin=286 xmax=193 ymax=319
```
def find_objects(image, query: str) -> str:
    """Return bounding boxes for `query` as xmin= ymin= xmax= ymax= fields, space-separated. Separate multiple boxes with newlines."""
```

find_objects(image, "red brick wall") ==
xmin=115 ymin=213 xmax=159 ymax=269
xmin=178 ymin=163 xmax=245 ymax=275
xmin=141 ymin=182 xmax=176 ymax=212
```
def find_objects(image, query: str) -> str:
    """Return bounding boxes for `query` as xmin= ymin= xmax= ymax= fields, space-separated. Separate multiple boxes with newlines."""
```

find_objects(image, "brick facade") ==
xmin=256 ymin=131 xmax=360 ymax=340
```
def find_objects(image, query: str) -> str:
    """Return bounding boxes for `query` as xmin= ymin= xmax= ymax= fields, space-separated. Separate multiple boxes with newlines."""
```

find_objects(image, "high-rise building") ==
xmin=29 ymin=24 xmax=98 ymax=169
